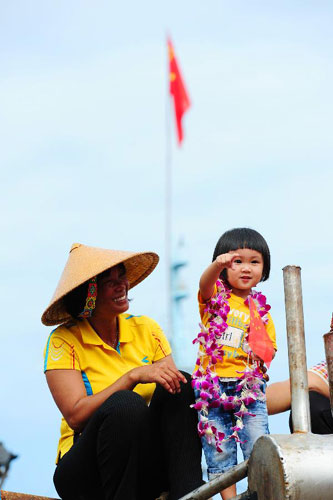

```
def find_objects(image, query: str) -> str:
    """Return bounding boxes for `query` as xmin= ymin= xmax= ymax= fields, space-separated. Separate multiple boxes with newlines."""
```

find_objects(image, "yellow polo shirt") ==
xmin=197 ymin=287 xmax=277 ymax=378
xmin=44 ymin=314 xmax=171 ymax=461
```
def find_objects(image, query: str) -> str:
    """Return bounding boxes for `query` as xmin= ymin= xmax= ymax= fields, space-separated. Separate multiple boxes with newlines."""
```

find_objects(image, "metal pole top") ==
xmin=282 ymin=265 xmax=301 ymax=271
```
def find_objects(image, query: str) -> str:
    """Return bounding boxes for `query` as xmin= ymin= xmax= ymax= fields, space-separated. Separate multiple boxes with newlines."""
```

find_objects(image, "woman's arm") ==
xmin=199 ymin=252 xmax=239 ymax=301
xmin=46 ymin=354 xmax=186 ymax=432
xmin=266 ymin=371 xmax=329 ymax=416
xmin=266 ymin=379 xmax=291 ymax=415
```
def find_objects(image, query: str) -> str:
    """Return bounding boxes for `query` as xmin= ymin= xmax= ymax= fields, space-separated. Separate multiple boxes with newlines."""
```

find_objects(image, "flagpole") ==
xmin=165 ymin=39 xmax=173 ymax=345
xmin=165 ymin=36 xmax=190 ymax=348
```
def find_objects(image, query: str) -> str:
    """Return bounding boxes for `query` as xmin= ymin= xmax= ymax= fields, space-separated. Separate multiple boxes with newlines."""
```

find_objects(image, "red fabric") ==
xmin=168 ymin=38 xmax=191 ymax=144
xmin=248 ymin=297 xmax=275 ymax=368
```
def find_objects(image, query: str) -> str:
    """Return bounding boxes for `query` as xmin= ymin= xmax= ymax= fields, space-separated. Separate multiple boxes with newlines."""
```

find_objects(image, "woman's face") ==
xmin=94 ymin=265 xmax=129 ymax=317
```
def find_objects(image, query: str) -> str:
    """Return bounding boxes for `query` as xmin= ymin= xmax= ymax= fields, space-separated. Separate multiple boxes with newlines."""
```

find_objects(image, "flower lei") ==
xmin=191 ymin=279 xmax=271 ymax=452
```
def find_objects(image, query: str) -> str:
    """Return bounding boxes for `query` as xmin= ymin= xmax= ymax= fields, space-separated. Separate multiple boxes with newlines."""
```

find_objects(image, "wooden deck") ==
xmin=0 ymin=491 xmax=59 ymax=500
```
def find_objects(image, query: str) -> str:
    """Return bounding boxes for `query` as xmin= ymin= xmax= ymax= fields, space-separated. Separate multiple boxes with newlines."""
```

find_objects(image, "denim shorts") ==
xmin=195 ymin=380 xmax=269 ymax=480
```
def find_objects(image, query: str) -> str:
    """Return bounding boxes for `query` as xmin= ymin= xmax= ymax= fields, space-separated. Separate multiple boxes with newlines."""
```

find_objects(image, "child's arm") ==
xmin=199 ymin=252 xmax=240 ymax=301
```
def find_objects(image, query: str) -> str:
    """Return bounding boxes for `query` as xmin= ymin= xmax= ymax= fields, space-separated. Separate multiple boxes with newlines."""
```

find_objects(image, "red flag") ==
xmin=167 ymin=38 xmax=191 ymax=145
xmin=248 ymin=297 xmax=275 ymax=368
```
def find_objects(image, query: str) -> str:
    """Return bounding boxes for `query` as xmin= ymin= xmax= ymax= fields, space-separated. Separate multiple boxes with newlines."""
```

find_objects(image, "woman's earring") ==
xmin=78 ymin=277 xmax=97 ymax=318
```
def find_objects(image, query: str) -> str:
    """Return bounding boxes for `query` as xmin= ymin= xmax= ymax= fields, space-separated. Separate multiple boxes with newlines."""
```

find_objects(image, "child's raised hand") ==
xmin=214 ymin=252 xmax=240 ymax=271
xmin=200 ymin=252 xmax=240 ymax=301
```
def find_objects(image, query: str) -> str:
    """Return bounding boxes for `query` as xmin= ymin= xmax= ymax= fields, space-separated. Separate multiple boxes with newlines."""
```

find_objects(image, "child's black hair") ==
xmin=212 ymin=227 xmax=270 ymax=283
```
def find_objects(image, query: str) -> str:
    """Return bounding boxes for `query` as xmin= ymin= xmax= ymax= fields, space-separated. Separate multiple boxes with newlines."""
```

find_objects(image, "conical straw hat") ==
xmin=41 ymin=243 xmax=159 ymax=326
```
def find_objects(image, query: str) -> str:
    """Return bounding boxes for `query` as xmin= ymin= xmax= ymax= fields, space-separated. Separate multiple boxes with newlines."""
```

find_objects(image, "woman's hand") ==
xmin=130 ymin=355 xmax=187 ymax=394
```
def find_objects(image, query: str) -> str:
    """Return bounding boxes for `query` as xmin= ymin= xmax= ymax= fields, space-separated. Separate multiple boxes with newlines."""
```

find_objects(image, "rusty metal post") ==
xmin=323 ymin=315 xmax=333 ymax=417
xmin=178 ymin=460 xmax=248 ymax=500
xmin=283 ymin=265 xmax=311 ymax=433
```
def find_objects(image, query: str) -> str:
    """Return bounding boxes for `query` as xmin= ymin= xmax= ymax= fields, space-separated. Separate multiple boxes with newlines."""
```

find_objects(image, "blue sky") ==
xmin=1 ymin=1 xmax=333 ymax=496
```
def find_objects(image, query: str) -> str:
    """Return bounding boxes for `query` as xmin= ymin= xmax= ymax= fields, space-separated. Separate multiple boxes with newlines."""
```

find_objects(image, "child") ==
xmin=192 ymin=228 xmax=277 ymax=500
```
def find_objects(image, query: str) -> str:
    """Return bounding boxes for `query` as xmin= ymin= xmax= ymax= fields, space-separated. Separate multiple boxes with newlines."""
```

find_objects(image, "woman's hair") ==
xmin=64 ymin=263 xmax=126 ymax=318
xmin=212 ymin=227 xmax=270 ymax=283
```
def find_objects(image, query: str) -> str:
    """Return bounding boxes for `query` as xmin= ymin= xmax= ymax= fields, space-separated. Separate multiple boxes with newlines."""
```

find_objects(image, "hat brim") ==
xmin=41 ymin=244 xmax=159 ymax=326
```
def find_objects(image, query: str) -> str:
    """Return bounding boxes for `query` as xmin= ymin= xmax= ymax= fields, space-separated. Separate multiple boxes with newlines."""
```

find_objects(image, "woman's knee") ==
xmin=96 ymin=391 xmax=153 ymax=456
xmin=154 ymin=371 xmax=194 ymax=402
xmin=96 ymin=390 xmax=148 ymax=427
xmin=180 ymin=371 xmax=197 ymax=404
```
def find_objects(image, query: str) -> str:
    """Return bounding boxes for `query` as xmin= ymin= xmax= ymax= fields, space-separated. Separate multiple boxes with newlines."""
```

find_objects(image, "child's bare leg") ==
xmin=221 ymin=483 xmax=236 ymax=499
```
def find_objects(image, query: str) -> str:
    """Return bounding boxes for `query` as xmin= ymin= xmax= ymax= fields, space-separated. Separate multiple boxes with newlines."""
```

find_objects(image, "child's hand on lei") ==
xmin=251 ymin=353 xmax=264 ymax=363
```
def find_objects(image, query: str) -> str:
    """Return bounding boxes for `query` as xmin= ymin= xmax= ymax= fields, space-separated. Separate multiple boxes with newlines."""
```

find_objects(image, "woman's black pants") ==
xmin=54 ymin=374 xmax=203 ymax=500
xmin=289 ymin=390 xmax=333 ymax=434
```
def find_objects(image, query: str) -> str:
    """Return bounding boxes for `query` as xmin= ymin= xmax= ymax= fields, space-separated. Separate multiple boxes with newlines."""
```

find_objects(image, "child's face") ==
xmin=226 ymin=248 xmax=264 ymax=299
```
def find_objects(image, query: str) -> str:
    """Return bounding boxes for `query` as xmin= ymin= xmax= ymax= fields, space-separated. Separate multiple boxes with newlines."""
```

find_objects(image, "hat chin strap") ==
xmin=78 ymin=277 xmax=97 ymax=318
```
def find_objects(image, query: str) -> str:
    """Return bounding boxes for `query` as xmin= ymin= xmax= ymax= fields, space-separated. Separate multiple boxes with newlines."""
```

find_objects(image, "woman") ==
xmin=266 ymin=360 xmax=332 ymax=434
xmin=42 ymin=243 xmax=203 ymax=500
xmin=266 ymin=315 xmax=333 ymax=434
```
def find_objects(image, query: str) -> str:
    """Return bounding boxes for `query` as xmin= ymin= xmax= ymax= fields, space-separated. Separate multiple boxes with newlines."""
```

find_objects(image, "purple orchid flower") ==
xmin=191 ymin=400 xmax=208 ymax=411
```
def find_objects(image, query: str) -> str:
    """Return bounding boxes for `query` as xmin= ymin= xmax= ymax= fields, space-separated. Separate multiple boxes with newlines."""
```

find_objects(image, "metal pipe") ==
xmin=323 ymin=314 xmax=333 ymax=418
xmin=283 ymin=265 xmax=311 ymax=433
xmin=248 ymin=433 xmax=333 ymax=499
xmin=178 ymin=460 xmax=248 ymax=500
